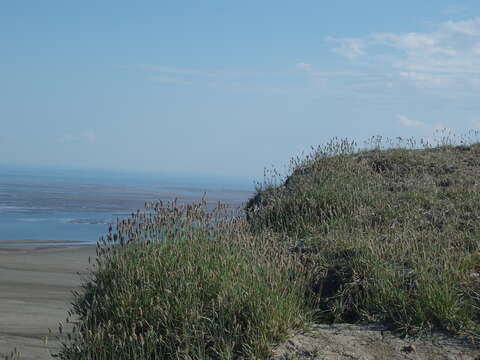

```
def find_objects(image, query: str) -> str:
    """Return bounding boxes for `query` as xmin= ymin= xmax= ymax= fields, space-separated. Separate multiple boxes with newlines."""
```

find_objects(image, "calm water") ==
xmin=0 ymin=168 xmax=253 ymax=245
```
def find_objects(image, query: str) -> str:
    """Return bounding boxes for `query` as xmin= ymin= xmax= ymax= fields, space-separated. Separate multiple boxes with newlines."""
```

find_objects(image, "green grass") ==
xmin=247 ymin=135 xmax=480 ymax=336
xmin=56 ymin=202 xmax=308 ymax=359
xmin=53 ymin=132 xmax=480 ymax=359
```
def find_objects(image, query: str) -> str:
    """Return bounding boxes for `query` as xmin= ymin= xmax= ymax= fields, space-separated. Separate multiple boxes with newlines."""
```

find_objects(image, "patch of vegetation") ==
xmin=56 ymin=131 xmax=480 ymax=359
xmin=56 ymin=202 xmax=308 ymax=359
xmin=248 ymin=134 xmax=480 ymax=336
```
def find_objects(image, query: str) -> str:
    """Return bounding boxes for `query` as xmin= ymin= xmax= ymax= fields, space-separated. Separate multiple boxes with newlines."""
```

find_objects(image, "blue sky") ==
xmin=1 ymin=1 xmax=479 ymax=184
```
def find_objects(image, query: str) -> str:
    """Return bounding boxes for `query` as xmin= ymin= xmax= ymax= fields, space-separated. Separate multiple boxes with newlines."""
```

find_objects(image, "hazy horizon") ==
xmin=0 ymin=163 xmax=255 ymax=191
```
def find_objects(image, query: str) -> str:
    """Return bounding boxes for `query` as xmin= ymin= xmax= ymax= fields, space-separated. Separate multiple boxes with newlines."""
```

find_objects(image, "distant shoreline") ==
xmin=0 ymin=239 xmax=94 ymax=249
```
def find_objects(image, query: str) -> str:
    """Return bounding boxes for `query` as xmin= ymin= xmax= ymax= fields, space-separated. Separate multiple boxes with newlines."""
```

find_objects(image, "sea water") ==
xmin=0 ymin=167 xmax=253 ymax=245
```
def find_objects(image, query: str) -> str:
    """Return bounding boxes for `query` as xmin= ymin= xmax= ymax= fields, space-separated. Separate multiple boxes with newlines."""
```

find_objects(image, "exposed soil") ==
xmin=272 ymin=324 xmax=480 ymax=360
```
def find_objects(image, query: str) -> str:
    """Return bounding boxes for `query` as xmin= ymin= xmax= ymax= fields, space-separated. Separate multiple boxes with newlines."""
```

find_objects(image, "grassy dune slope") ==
xmin=248 ymin=140 xmax=480 ymax=336
xmin=49 ymin=137 xmax=480 ymax=360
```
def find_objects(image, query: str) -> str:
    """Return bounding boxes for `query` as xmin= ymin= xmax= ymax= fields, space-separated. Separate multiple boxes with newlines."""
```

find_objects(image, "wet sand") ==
xmin=0 ymin=242 xmax=96 ymax=359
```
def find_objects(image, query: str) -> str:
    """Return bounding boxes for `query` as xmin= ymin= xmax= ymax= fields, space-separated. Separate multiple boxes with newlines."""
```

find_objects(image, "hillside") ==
xmin=248 ymin=141 xmax=480 ymax=334
xmin=46 ymin=138 xmax=480 ymax=360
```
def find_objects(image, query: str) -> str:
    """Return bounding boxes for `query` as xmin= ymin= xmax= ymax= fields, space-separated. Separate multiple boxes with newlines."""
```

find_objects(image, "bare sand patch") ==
xmin=272 ymin=324 xmax=480 ymax=360
xmin=0 ymin=243 xmax=95 ymax=360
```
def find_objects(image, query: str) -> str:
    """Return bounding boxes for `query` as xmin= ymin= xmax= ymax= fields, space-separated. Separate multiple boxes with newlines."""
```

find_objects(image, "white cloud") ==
xmin=296 ymin=62 xmax=313 ymax=71
xmin=397 ymin=115 xmax=431 ymax=130
xmin=443 ymin=18 xmax=480 ymax=36
xmin=444 ymin=5 xmax=467 ymax=15
xmin=149 ymin=75 xmax=192 ymax=85
xmin=137 ymin=64 xmax=274 ymax=91
xmin=60 ymin=134 xmax=75 ymax=143
xmin=141 ymin=65 xmax=264 ymax=78
xmin=399 ymin=71 xmax=450 ymax=88
xmin=82 ymin=131 xmax=96 ymax=144
xmin=60 ymin=131 xmax=96 ymax=144
xmin=328 ymin=18 xmax=480 ymax=91
xmin=295 ymin=62 xmax=368 ymax=78
xmin=397 ymin=115 xmax=448 ymax=139
xmin=327 ymin=37 xmax=367 ymax=59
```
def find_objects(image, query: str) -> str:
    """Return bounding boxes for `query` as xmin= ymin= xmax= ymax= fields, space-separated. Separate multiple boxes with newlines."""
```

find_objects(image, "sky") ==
xmin=1 ymin=1 xmax=480 ymax=184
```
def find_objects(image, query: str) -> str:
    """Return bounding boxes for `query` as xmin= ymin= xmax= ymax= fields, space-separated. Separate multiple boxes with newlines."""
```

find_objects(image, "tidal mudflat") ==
xmin=0 ymin=170 xmax=252 ymax=244
xmin=0 ymin=243 xmax=96 ymax=359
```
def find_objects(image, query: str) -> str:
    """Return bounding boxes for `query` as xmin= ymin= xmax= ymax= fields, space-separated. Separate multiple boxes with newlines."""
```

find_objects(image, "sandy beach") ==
xmin=0 ymin=242 xmax=96 ymax=360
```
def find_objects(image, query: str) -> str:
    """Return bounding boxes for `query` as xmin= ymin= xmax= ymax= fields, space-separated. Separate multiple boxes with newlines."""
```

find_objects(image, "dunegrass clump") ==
xmin=247 ymin=131 xmax=480 ymax=337
xmin=57 ymin=200 xmax=309 ymax=360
